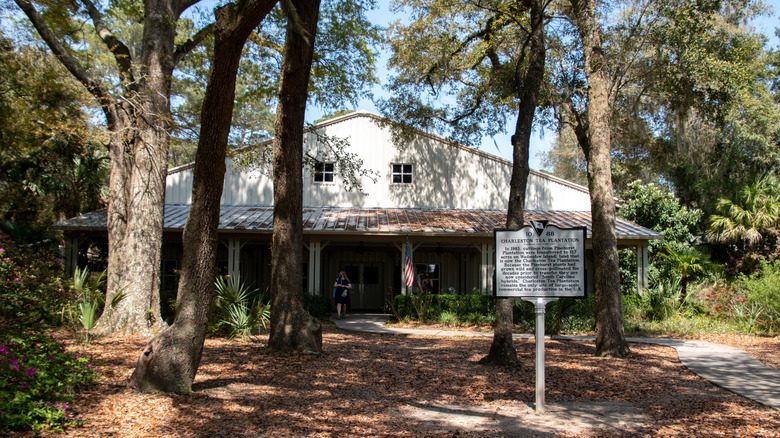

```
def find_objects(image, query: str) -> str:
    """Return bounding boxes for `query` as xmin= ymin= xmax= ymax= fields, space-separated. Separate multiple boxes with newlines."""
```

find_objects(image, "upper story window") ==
xmin=313 ymin=162 xmax=335 ymax=183
xmin=392 ymin=164 xmax=413 ymax=184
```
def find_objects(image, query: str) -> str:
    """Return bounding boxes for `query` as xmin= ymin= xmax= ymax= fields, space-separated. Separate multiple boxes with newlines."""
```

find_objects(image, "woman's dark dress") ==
xmin=334 ymin=278 xmax=351 ymax=307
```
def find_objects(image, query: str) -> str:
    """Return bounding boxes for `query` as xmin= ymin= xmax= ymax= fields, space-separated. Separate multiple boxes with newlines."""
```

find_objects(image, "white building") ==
xmin=59 ymin=111 xmax=659 ymax=309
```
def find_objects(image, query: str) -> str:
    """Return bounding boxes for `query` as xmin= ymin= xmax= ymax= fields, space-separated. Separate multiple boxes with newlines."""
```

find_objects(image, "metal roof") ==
xmin=55 ymin=204 xmax=661 ymax=241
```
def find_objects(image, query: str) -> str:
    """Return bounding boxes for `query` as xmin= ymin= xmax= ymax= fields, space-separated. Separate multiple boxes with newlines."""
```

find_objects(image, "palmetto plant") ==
xmin=69 ymin=267 xmax=123 ymax=342
xmin=660 ymin=245 xmax=717 ymax=299
xmin=643 ymin=275 xmax=682 ymax=321
xmin=707 ymin=174 xmax=780 ymax=247
xmin=213 ymin=273 xmax=270 ymax=339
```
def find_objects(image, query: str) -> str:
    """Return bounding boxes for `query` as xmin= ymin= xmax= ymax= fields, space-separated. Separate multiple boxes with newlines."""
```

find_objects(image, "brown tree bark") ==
xmin=481 ymin=0 xmax=546 ymax=366
xmin=129 ymin=0 xmax=278 ymax=393
xmin=14 ymin=0 xmax=207 ymax=336
xmin=569 ymin=0 xmax=630 ymax=357
xmin=267 ymin=0 xmax=323 ymax=354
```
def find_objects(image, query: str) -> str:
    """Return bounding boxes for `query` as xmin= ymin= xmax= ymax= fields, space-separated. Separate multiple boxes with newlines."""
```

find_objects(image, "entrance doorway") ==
xmin=343 ymin=263 xmax=383 ymax=310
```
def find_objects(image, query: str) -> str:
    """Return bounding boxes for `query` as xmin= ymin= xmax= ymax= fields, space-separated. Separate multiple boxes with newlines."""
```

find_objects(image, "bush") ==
xmin=0 ymin=334 xmax=97 ymax=433
xmin=514 ymin=297 xmax=595 ymax=334
xmin=211 ymin=274 xmax=269 ymax=339
xmin=733 ymin=260 xmax=780 ymax=333
xmin=642 ymin=279 xmax=680 ymax=321
xmin=617 ymin=181 xmax=703 ymax=292
xmin=391 ymin=294 xmax=594 ymax=334
xmin=0 ymin=235 xmax=69 ymax=332
xmin=303 ymin=294 xmax=330 ymax=318
xmin=391 ymin=294 xmax=495 ymax=323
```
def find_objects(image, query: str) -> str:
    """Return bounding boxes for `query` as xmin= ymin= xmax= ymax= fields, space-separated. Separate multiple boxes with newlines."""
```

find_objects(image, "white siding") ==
xmin=165 ymin=112 xmax=592 ymax=211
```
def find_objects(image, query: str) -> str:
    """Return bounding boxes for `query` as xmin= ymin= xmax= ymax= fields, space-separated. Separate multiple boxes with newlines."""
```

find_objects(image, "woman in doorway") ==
xmin=333 ymin=271 xmax=353 ymax=319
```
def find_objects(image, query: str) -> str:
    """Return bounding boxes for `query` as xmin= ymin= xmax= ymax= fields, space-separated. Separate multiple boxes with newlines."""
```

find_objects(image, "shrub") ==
xmin=0 ymin=235 xmax=69 ymax=332
xmin=303 ymin=294 xmax=331 ymax=318
xmin=438 ymin=310 xmax=459 ymax=325
xmin=391 ymin=294 xmax=495 ymax=323
xmin=617 ymin=181 xmax=703 ymax=292
xmin=513 ymin=297 xmax=595 ymax=334
xmin=0 ymin=334 xmax=97 ymax=433
xmin=211 ymin=274 xmax=269 ymax=339
xmin=642 ymin=280 xmax=680 ymax=321
xmin=733 ymin=260 xmax=780 ymax=333
xmin=61 ymin=267 xmax=119 ymax=343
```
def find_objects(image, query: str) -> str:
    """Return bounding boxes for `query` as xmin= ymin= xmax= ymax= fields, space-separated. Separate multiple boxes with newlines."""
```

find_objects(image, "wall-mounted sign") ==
xmin=495 ymin=221 xmax=586 ymax=298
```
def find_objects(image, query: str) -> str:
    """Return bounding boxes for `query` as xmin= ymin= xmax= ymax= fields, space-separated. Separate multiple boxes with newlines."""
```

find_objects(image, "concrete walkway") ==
xmin=332 ymin=313 xmax=780 ymax=410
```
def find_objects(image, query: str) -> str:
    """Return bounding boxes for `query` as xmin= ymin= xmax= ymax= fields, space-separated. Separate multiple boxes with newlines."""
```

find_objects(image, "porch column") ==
xmin=636 ymin=246 xmax=649 ymax=294
xmin=227 ymin=239 xmax=244 ymax=279
xmin=63 ymin=236 xmax=80 ymax=276
xmin=480 ymin=243 xmax=494 ymax=294
xmin=308 ymin=241 xmax=323 ymax=295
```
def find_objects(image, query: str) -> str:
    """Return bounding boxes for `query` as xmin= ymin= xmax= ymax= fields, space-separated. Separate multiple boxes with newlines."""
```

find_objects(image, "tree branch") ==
xmin=78 ymin=0 xmax=137 ymax=92
xmin=172 ymin=22 xmax=215 ymax=67
xmin=173 ymin=0 xmax=204 ymax=16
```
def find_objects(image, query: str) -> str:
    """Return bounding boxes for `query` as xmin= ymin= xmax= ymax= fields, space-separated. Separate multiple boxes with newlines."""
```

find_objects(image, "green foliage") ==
xmin=63 ymin=267 xmax=116 ymax=342
xmin=628 ymin=0 xmax=780 ymax=210
xmin=618 ymin=180 xmax=704 ymax=291
xmin=172 ymin=1 xmax=383 ymax=167
xmin=0 ymin=32 xmax=108 ymax=230
xmin=302 ymin=294 xmax=330 ymax=318
xmin=661 ymin=244 xmax=718 ymax=297
xmin=391 ymin=294 xmax=495 ymax=323
xmin=732 ymin=260 xmax=780 ymax=333
xmin=707 ymin=174 xmax=780 ymax=274
xmin=513 ymin=297 xmax=596 ymax=334
xmin=380 ymin=0 xmax=537 ymax=146
xmin=641 ymin=275 xmax=682 ymax=321
xmin=391 ymin=294 xmax=594 ymax=334
xmin=619 ymin=181 xmax=703 ymax=248
xmin=0 ymin=235 xmax=69 ymax=332
xmin=212 ymin=274 xmax=269 ymax=340
xmin=0 ymin=334 xmax=97 ymax=433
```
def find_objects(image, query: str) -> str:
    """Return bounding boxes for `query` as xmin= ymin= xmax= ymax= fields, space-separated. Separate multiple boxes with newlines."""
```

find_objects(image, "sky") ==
xmin=306 ymin=0 xmax=780 ymax=170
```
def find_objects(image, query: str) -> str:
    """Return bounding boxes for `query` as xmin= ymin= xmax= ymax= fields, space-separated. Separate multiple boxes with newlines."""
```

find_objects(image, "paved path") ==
xmin=333 ymin=313 xmax=780 ymax=410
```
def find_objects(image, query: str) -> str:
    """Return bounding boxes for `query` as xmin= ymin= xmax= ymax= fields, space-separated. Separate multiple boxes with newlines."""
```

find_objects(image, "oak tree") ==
xmin=381 ymin=0 xmax=549 ymax=365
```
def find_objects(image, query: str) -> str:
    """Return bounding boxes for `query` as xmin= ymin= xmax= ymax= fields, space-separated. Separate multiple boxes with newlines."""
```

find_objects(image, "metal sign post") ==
xmin=495 ymin=221 xmax=586 ymax=414
xmin=525 ymin=297 xmax=558 ymax=413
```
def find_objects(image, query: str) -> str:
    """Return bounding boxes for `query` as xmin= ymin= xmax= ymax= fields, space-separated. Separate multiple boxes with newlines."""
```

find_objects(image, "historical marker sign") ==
xmin=494 ymin=221 xmax=587 ymax=413
xmin=495 ymin=221 xmax=586 ymax=298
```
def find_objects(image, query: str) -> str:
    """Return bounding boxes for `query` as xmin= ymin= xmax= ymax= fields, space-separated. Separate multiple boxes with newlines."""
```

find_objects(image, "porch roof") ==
xmin=56 ymin=204 xmax=661 ymax=242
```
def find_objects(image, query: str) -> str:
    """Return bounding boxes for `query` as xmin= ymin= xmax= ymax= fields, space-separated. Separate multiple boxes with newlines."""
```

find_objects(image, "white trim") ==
xmin=480 ymin=243 xmax=494 ymax=294
xmin=308 ymin=241 xmax=323 ymax=295
xmin=636 ymin=246 xmax=649 ymax=294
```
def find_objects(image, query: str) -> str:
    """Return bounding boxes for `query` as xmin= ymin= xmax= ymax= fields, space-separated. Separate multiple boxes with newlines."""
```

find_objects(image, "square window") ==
xmin=314 ymin=162 xmax=335 ymax=183
xmin=392 ymin=164 xmax=413 ymax=184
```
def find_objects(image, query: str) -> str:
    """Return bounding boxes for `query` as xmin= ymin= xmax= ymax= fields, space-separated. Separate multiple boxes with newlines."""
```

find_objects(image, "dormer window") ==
xmin=392 ymin=164 xmax=413 ymax=184
xmin=314 ymin=162 xmax=335 ymax=183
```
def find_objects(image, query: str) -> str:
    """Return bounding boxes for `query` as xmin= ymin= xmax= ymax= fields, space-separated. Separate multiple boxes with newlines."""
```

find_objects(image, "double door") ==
xmin=343 ymin=263 xmax=383 ymax=310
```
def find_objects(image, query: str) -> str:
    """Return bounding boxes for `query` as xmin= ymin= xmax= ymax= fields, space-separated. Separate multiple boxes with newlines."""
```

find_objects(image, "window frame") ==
xmin=391 ymin=163 xmax=414 ymax=185
xmin=313 ymin=161 xmax=335 ymax=184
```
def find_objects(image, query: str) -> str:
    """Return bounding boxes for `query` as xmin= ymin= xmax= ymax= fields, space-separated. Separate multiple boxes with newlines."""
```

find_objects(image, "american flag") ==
xmin=404 ymin=241 xmax=415 ymax=287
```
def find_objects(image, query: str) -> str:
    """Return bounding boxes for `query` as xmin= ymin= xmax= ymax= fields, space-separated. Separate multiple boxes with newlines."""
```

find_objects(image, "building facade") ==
xmin=58 ymin=111 xmax=660 ymax=310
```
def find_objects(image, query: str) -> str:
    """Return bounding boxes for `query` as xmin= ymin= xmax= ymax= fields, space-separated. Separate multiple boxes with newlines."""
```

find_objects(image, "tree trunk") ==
xmin=129 ymin=0 xmax=278 ymax=393
xmin=267 ymin=0 xmax=323 ymax=354
xmin=481 ymin=0 xmax=545 ymax=366
xmin=95 ymin=1 xmax=181 ymax=336
xmin=570 ymin=0 xmax=630 ymax=357
xmin=15 ymin=0 xmax=212 ymax=337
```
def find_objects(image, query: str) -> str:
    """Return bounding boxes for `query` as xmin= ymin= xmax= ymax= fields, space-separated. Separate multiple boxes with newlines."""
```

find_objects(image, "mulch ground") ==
xmin=11 ymin=322 xmax=780 ymax=437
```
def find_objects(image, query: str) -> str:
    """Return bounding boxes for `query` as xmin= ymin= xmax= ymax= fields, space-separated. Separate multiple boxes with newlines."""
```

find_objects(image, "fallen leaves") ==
xmin=11 ymin=323 xmax=778 ymax=437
